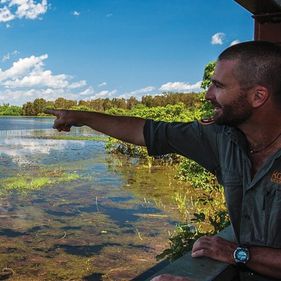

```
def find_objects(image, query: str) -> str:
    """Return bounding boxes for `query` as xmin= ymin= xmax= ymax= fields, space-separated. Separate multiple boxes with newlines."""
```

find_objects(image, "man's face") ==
xmin=205 ymin=59 xmax=253 ymax=126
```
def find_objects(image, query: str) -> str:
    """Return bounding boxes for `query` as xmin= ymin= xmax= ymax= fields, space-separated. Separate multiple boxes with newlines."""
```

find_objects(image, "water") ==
xmin=0 ymin=117 xmax=194 ymax=281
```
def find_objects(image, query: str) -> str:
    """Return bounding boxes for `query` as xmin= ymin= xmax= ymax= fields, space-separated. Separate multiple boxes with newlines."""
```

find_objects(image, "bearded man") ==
xmin=47 ymin=41 xmax=281 ymax=281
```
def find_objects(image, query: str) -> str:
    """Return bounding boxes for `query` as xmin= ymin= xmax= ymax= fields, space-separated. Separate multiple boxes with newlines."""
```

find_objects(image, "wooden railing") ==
xmin=133 ymin=226 xmax=239 ymax=281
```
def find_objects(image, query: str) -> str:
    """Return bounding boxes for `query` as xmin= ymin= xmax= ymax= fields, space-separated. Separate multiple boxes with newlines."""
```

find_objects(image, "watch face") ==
xmin=236 ymin=249 xmax=248 ymax=261
xmin=235 ymin=247 xmax=249 ymax=263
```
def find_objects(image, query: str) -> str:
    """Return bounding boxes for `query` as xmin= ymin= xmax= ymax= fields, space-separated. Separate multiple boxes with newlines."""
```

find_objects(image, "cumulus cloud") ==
xmin=0 ymin=0 xmax=48 ymax=23
xmin=211 ymin=32 xmax=225 ymax=45
xmin=89 ymin=89 xmax=117 ymax=99
xmin=0 ymin=54 xmax=92 ymax=104
xmin=119 ymin=86 xmax=155 ymax=99
xmin=0 ymin=5 xmax=15 ymax=22
xmin=230 ymin=39 xmax=240 ymax=46
xmin=72 ymin=10 xmax=80 ymax=16
xmin=159 ymin=81 xmax=202 ymax=93
xmin=0 ymin=54 xmax=48 ymax=81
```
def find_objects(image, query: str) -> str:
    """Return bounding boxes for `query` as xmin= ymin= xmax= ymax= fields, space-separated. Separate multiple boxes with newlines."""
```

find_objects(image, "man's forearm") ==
xmin=75 ymin=111 xmax=146 ymax=145
xmin=46 ymin=109 xmax=146 ymax=146
xmin=246 ymin=246 xmax=281 ymax=279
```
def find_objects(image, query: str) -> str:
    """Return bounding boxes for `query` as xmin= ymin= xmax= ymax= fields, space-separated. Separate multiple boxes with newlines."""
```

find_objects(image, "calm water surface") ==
xmin=0 ymin=117 xmax=191 ymax=281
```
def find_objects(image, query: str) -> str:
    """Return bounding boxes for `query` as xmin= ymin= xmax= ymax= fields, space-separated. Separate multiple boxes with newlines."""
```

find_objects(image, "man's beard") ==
xmin=213 ymin=93 xmax=252 ymax=126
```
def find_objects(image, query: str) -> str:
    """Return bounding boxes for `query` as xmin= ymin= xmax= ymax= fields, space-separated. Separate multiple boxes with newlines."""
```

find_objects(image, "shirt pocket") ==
xmin=221 ymin=171 xmax=243 ymax=235
xmin=221 ymin=171 xmax=243 ymax=205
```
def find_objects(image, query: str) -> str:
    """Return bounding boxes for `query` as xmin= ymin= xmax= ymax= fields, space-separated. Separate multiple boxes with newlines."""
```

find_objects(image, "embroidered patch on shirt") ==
xmin=271 ymin=170 xmax=281 ymax=185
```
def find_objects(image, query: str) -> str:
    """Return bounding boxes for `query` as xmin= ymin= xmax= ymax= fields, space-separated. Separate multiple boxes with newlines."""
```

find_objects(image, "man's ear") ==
xmin=251 ymin=86 xmax=269 ymax=108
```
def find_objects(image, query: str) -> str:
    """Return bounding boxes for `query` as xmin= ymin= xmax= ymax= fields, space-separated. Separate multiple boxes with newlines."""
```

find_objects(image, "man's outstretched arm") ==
xmin=45 ymin=109 xmax=146 ymax=146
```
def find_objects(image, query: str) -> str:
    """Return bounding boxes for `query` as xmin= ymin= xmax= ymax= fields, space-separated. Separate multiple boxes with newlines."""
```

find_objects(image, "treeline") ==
xmin=0 ymin=92 xmax=201 ymax=116
xmin=0 ymin=104 xmax=22 ymax=116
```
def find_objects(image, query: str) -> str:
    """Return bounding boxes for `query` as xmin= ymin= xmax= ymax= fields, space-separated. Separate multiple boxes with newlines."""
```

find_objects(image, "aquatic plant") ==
xmin=157 ymin=159 xmax=230 ymax=261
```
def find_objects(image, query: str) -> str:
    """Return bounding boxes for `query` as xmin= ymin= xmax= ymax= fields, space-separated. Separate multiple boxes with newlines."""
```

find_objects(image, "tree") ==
xmin=199 ymin=61 xmax=216 ymax=118
xmin=127 ymin=96 xmax=139 ymax=110
xmin=201 ymin=61 xmax=216 ymax=90
xmin=54 ymin=98 xmax=76 ymax=109
xmin=33 ymin=98 xmax=47 ymax=115
xmin=22 ymin=102 xmax=36 ymax=116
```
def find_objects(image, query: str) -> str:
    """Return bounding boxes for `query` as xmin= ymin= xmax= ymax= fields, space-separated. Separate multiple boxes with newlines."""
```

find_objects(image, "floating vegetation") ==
xmin=0 ymin=168 xmax=80 ymax=191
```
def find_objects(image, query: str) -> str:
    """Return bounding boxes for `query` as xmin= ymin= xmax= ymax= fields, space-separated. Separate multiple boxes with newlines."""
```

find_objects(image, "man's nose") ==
xmin=205 ymin=85 xmax=214 ymax=101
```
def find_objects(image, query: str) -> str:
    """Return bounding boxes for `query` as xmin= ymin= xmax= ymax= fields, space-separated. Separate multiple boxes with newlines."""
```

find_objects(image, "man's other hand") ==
xmin=192 ymin=236 xmax=237 ymax=264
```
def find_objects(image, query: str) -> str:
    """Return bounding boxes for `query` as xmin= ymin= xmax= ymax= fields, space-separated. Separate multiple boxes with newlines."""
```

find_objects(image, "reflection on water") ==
xmin=0 ymin=117 xmax=52 ymax=131
xmin=0 ymin=117 xmax=189 ymax=281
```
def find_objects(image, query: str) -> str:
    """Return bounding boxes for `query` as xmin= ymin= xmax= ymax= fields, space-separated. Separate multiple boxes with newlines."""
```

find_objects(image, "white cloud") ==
xmin=0 ymin=0 xmax=48 ymax=23
xmin=0 ymin=54 xmax=48 ymax=81
xmin=2 ymin=53 xmax=11 ymax=62
xmin=0 ymin=5 xmax=15 ymax=22
xmin=230 ymin=39 xmax=240 ymax=46
xmin=2 ymin=70 xmax=70 ymax=88
xmin=2 ymin=50 xmax=20 ymax=62
xmin=127 ymin=86 xmax=155 ymax=96
xmin=98 ymin=82 xmax=107 ymax=87
xmin=72 ymin=10 xmax=80 ymax=16
xmin=79 ymin=87 xmax=94 ymax=96
xmin=159 ymin=81 xmax=202 ymax=93
xmin=0 ymin=54 xmax=92 ymax=104
xmin=67 ymin=80 xmax=87 ymax=89
xmin=211 ymin=32 xmax=225 ymax=45
xmin=118 ymin=86 xmax=155 ymax=100
xmin=90 ymin=89 xmax=117 ymax=99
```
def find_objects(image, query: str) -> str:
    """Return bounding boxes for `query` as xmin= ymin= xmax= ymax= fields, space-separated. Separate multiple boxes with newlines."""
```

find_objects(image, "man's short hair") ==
xmin=218 ymin=41 xmax=281 ymax=106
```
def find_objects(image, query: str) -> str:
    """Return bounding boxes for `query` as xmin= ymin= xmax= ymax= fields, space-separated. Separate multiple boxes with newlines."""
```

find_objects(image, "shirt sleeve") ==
xmin=143 ymin=119 xmax=220 ymax=173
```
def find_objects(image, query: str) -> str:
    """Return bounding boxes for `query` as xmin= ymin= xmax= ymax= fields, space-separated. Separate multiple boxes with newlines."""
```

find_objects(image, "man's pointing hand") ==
xmin=44 ymin=109 xmax=83 ymax=132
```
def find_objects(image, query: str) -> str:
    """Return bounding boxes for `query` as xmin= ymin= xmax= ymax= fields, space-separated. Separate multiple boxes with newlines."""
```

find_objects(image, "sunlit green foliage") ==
xmin=0 ymin=104 xmax=22 ymax=116
xmin=199 ymin=61 xmax=216 ymax=119
xmin=201 ymin=61 xmax=216 ymax=90
xmin=157 ymin=158 xmax=229 ymax=261
xmin=1 ymin=170 xmax=80 ymax=191
xmin=177 ymin=158 xmax=220 ymax=190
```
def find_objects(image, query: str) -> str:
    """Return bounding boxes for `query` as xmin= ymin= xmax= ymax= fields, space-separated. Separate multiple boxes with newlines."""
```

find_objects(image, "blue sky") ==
xmin=0 ymin=0 xmax=253 ymax=105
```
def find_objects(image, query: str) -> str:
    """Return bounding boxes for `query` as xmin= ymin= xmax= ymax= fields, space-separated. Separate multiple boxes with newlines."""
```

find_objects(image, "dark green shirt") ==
xmin=144 ymin=120 xmax=281 ymax=280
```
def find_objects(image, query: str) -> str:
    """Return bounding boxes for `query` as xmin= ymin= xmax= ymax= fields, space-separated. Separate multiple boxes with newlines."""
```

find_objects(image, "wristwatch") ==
xmin=233 ymin=246 xmax=250 ymax=265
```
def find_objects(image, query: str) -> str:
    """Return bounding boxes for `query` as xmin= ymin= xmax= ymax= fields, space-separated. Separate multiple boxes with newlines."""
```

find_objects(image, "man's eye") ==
xmin=213 ymin=82 xmax=222 ymax=88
